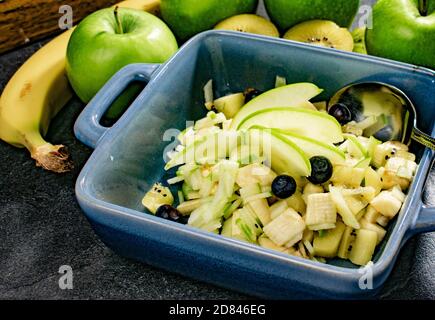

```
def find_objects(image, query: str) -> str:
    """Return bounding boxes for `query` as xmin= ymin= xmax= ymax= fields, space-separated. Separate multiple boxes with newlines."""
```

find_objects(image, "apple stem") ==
xmin=114 ymin=6 xmax=124 ymax=34
xmin=419 ymin=0 xmax=428 ymax=16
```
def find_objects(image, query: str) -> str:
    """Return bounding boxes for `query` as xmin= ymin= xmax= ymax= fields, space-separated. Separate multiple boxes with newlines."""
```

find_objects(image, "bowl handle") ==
xmin=74 ymin=63 xmax=160 ymax=149
xmin=413 ymin=205 xmax=435 ymax=234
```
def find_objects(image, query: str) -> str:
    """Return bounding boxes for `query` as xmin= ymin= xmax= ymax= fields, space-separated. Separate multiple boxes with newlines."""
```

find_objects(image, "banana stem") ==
xmin=23 ymin=131 xmax=72 ymax=173
xmin=419 ymin=0 xmax=428 ymax=16
xmin=114 ymin=6 xmax=124 ymax=34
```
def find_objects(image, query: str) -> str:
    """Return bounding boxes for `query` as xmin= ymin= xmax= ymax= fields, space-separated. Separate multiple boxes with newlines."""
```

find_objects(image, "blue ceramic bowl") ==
xmin=74 ymin=31 xmax=435 ymax=299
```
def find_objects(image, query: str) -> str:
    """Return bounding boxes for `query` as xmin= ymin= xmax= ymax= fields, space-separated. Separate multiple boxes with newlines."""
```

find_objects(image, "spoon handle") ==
xmin=411 ymin=127 xmax=435 ymax=150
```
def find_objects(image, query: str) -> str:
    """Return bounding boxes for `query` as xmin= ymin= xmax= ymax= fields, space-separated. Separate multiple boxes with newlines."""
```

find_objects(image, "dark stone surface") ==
xmin=0 ymin=3 xmax=434 ymax=299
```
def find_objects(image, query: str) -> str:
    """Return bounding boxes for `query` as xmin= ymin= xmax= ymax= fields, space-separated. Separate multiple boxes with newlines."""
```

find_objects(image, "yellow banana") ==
xmin=0 ymin=0 xmax=160 ymax=173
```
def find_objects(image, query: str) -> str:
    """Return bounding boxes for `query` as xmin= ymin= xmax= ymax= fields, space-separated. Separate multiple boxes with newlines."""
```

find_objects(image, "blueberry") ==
xmin=244 ymin=88 xmax=263 ymax=102
xmin=155 ymin=205 xmax=185 ymax=223
xmin=336 ymin=89 xmax=364 ymax=122
xmin=328 ymin=103 xmax=352 ymax=125
xmin=271 ymin=175 xmax=297 ymax=199
xmin=178 ymin=215 xmax=190 ymax=225
xmin=308 ymin=156 xmax=333 ymax=184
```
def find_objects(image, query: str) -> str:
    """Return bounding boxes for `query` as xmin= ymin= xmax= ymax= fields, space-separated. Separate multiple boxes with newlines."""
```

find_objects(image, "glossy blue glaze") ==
xmin=74 ymin=31 xmax=435 ymax=299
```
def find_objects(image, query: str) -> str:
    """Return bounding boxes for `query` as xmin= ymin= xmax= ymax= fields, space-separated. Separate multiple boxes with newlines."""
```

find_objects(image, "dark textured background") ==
xmin=1 ymin=0 xmax=434 ymax=300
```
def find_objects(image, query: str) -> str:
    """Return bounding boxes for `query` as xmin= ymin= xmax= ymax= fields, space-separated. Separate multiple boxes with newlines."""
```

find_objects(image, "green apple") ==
xmin=238 ymin=107 xmax=343 ymax=144
xmin=366 ymin=0 xmax=435 ymax=69
xmin=264 ymin=0 xmax=360 ymax=30
xmin=160 ymin=0 xmax=258 ymax=41
xmin=230 ymin=83 xmax=323 ymax=129
xmin=66 ymin=7 xmax=178 ymax=103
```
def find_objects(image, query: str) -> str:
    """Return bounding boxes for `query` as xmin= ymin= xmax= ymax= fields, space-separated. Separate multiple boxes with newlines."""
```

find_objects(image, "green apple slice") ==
xmin=271 ymin=129 xmax=345 ymax=165
xmin=239 ymin=107 xmax=343 ymax=144
xmin=248 ymin=129 xmax=311 ymax=176
xmin=329 ymin=186 xmax=360 ymax=229
xmin=213 ymin=93 xmax=245 ymax=119
xmin=231 ymin=83 xmax=323 ymax=129
xmin=343 ymin=134 xmax=368 ymax=158
xmin=354 ymin=157 xmax=371 ymax=169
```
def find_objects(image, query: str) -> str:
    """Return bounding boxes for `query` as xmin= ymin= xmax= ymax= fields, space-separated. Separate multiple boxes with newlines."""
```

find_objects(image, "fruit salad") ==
xmin=142 ymin=78 xmax=418 ymax=266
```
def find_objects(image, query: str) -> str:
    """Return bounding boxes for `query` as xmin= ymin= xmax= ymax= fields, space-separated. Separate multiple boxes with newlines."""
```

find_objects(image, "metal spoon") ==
xmin=328 ymin=82 xmax=435 ymax=150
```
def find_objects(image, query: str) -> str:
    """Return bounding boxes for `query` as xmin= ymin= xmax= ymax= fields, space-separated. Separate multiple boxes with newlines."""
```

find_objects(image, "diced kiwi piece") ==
xmin=142 ymin=183 xmax=174 ymax=214
xmin=372 ymin=141 xmax=408 ymax=168
xmin=214 ymin=14 xmax=279 ymax=37
xmin=337 ymin=226 xmax=354 ymax=259
xmin=213 ymin=93 xmax=245 ymax=119
xmin=349 ymin=229 xmax=378 ymax=266
xmin=283 ymin=20 xmax=354 ymax=52
xmin=313 ymin=221 xmax=346 ymax=258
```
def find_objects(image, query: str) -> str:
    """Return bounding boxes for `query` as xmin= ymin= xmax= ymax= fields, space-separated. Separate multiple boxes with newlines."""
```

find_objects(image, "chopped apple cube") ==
xmin=364 ymin=205 xmax=381 ymax=224
xmin=378 ymin=167 xmax=410 ymax=190
xmin=385 ymin=157 xmax=417 ymax=180
xmin=349 ymin=229 xmax=378 ymax=266
xmin=344 ymin=195 xmax=369 ymax=215
xmin=331 ymin=165 xmax=365 ymax=188
xmin=359 ymin=218 xmax=386 ymax=245
xmin=389 ymin=185 xmax=406 ymax=202
xmin=372 ymin=141 xmax=408 ymax=168
xmin=376 ymin=215 xmax=390 ymax=227
xmin=370 ymin=190 xmax=403 ymax=218
xmin=364 ymin=167 xmax=382 ymax=196
xmin=313 ymin=221 xmax=346 ymax=258
xmin=286 ymin=190 xmax=306 ymax=214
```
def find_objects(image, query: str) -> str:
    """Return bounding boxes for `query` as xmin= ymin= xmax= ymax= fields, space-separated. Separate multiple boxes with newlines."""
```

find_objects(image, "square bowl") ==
xmin=74 ymin=31 xmax=435 ymax=299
